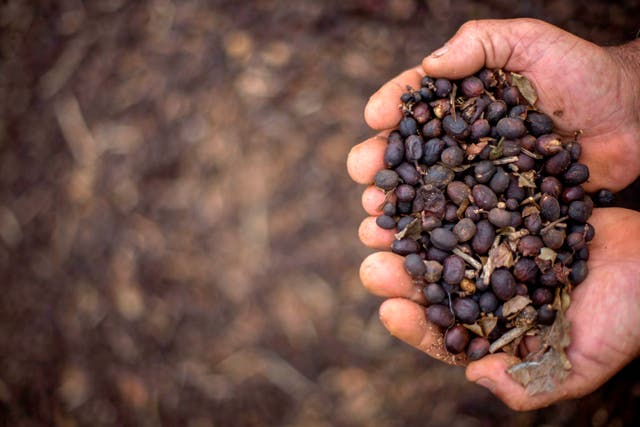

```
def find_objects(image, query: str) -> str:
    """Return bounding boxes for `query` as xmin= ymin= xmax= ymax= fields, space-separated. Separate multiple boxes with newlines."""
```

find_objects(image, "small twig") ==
xmin=521 ymin=147 xmax=543 ymax=160
xmin=541 ymin=216 xmax=569 ymax=233
xmin=492 ymin=156 xmax=520 ymax=165
xmin=519 ymin=193 xmax=542 ymax=206
xmin=453 ymin=247 xmax=483 ymax=270
xmin=489 ymin=325 xmax=532 ymax=353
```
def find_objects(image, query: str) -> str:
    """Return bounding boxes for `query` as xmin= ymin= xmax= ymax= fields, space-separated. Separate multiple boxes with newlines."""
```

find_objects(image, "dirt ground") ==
xmin=1 ymin=1 xmax=639 ymax=426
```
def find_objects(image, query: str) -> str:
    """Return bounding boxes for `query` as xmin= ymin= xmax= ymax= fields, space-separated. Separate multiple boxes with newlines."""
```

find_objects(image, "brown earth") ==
xmin=1 ymin=1 xmax=639 ymax=426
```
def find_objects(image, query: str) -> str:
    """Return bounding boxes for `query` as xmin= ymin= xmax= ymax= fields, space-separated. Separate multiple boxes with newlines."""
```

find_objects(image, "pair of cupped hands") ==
xmin=347 ymin=19 xmax=640 ymax=410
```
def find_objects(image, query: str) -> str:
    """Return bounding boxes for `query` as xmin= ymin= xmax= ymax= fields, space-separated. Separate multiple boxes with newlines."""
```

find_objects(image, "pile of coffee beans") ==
xmin=374 ymin=68 xmax=599 ymax=360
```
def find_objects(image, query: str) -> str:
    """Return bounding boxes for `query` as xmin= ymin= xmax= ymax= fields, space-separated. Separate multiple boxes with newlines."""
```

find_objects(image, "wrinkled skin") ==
xmin=347 ymin=19 xmax=640 ymax=411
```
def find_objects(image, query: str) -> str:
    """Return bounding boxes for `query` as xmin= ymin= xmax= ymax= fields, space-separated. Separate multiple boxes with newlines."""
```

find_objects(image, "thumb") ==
xmin=421 ymin=18 xmax=564 ymax=78
xmin=465 ymin=353 xmax=577 ymax=411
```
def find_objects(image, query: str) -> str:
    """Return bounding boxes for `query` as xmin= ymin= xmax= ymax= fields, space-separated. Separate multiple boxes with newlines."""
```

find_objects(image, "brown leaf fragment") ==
xmin=507 ymin=286 xmax=572 ymax=395
xmin=463 ymin=322 xmax=484 ymax=337
xmin=478 ymin=315 xmax=498 ymax=337
xmin=510 ymin=72 xmax=538 ymax=106
xmin=521 ymin=205 xmax=540 ymax=218
xmin=478 ymin=239 xmax=513 ymax=286
xmin=502 ymin=296 xmax=532 ymax=318
xmin=466 ymin=140 xmax=489 ymax=156
xmin=489 ymin=325 xmax=531 ymax=353
xmin=394 ymin=217 xmax=421 ymax=240
xmin=517 ymin=170 xmax=537 ymax=188
xmin=552 ymin=263 xmax=572 ymax=286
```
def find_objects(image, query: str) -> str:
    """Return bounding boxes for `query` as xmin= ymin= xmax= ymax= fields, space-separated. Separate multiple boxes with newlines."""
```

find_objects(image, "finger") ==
xmin=359 ymin=252 xmax=426 ymax=304
xmin=362 ymin=185 xmax=392 ymax=216
xmin=347 ymin=133 xmax=388 ymax=184
xmin=379 ymin=298 xmax=466 ymax=365
xmin=364 ymin=66 xmax=424 ymax=130
xmin=466 ymin=353 xmax=579 ymax=411
xmin=358 ymin=216 xmax=395 ymax=250
xmin=421 ymin=18 xmax=565 ymax=78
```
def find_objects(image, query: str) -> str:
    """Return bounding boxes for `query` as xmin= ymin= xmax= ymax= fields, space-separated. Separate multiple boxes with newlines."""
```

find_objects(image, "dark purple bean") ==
xmin=374 ymin=169 xmax=399 ymax=191
xmin=424 ymin=260 xmax=443 ymax=283
xmin=478 ymin=69 xmax=497 ymax=89
xmin=486 ymin=100 xmax=507 ymax=123
xmin=442 ymin=116 xmax=470 ymax=139
xmin=422 ymin=119 xmax=442 ymax=139
xmin=395 ymin=162 xmax=420 ymax=185
xmin=412 ymin=102 xmax=431 ymax=124
xmin=472 ymin=220 xmax=495 ymax=254
xmin=593 ymin=189 xmax=614 ymax=207
xmin=532 ymin=287 xmax=554 ymax=306
xmin=541 ymin=228 xmax=565 ymax=250
xmin=505 ymin=175 xmax=526 ymax=201
xmin=461 ymin=76 xmax=484 ymax=97
xmin=540 ymin=194 xmax=561 ymax=221
xmin=569 ymin=259 xmax=588 ymax=285
xmin=564 ymin=184 xmax=587 ymax=203
xmin=500 ymin=86 xmax=521 ymax=107
xmin=434 ymin=78 xmax=452 ymax=97
xmin=535 ymin=133 xmax=564 ymax=157
xmin=513 ymin=257 xmax=539 ymax=284
xmin=479 ymin=291 xmax=499 ymax=313
xmin=472 ymin=184 xmax=498 ymax=210
xmin=441 ymin=145 xmax=465 ymax=167
xmin=517 ymin=235 xmax=544 ymax=257
xmin=443 ymin=255 xmax=465 ymax=285
xmin=502 ymin=139 xmax=522 ymax=156
xmin=453 ymin=218 xmax=477 ymax=242
xmin=566 ymin=232 xmax=586 ymax=250
xmin=395 ymin=184 xmax=416 ymax=202
xmin=524 ymin=213 xmax=542 ymax=234
xmin=568 ymin=200 xmax=590 ymax=223
xmin=470 ymin=119 xmax=491 ymax=140
xmin=540 ymin=269 xmax=560 ymax=287
xmin=404 ymin=134 xmax=423 ymax=161
xmin=382 ymin=202 xmax=396 ymax=216
xmin=537 ymin=305 xmax=557 ymax=325
xmin=426 ymin=246 xmax=449 ymax=263
xmin=403 ymin=253 xmax=427 ymax=277
xmin=526 ymin=111 xmax=554 ymax=136
xmin=515 ymin=153 xmax=536 ymax=171
xmin=399 ymin=116 xmax=418 ymax=137
xmin=464 ymin=205 xmax=483 ymax=223
xmin=491 ymin=268 xmax=516 ymax=301
xmin=423 ymin=164 xmax=455 ymax=189
xmin=427 ymin=304 xmax=454 ymax=328
xmin=423 ymin=283 xmax=446 ymax=304
xmin=541 ymin=176 xmax=563 ymax=197
xmin=488 ymin=167 xmax=510 ymax=194
xmin=430 ymin=228 xmax=459 ymax=251
xmin=453 ymin=297 xmax=480 ymax=324
xmin=444 ymin=203 xmax=458 ymax=223
xmin=384 ymin=138 xmax=404 ymax=168
xmin=467 ymin=337 xmax=490 ymax=361
xmin=496 ymin=117 xmax=526 ymax=139
xmin=474 ymin=160 xmax=496 ymax=184
xmin=563 ymin=163 xmax=590 ymax=185
xmin=488 ymin=208 xmax=513 ymax=228
xmin=391 ymin=237 xmax=420 ymax=255
xmin=544 ymin=150 xmax=571 ymax=176
xmin=376 ymin=215 xmax=396 ymax=230
xmin=445 ymin=325 xmax=470 ymax=354
xmin=421 ymin=214 xmax=442 ymax=232
xmin=396 ymin=215 xmax=415 ymax=231
xmin=447 ymin=181 xmax=471 ymax=206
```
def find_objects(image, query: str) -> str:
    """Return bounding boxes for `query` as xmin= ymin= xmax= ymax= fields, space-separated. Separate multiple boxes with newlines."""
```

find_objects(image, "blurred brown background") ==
xmin=1 ymin=1 xmax=639 ymax=426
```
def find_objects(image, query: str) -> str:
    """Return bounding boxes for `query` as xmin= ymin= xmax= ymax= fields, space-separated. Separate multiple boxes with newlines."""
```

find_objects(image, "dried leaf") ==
xmin=466 ymin=140 xmax=489 ymax=156
xmin=479 ymin=315 xmax=498 ymax=337
xmin=394 ymin=217 xmax=421 ymax=240
xmin=489 ymin=325 xmax=530 ymax=353
xmin=478 ymin=240 xmax=513 ymax=286
xmin=502 ymin=296 xmax=532 ymax=318
xmin=507 ymin=286 xmax=572 ymax=395
xmin=538 ymin=247 xmax=557 ymax=263
xmin=463 ymin=322 xmax=484 ymax=336
xmin=489 ymin=137 xmax=504 ymax=160
xmin=552 ymin=263 xmax=572 ymax=286
xmin=517 ymin=170 xmax=537 ymax=188
xmin=522 ymin=205 xmax=540 ymax=218
xmin=510 ymin=72 xmax=538 ymax=106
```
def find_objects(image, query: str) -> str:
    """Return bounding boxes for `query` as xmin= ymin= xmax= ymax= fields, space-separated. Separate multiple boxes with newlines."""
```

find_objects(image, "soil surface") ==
xmin=1 ymin=1 xmax=639 ymax=426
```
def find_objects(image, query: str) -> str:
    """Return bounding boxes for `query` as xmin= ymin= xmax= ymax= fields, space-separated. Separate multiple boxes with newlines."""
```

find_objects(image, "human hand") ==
xmin=347 ymin=18 xmax=640 ymax=410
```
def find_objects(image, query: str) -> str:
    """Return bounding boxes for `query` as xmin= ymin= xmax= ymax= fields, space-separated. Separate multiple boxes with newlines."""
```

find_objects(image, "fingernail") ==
xmin=475 ymin=377 xmax=496 ymax=393
xmin=429 ymin=44 xmax=449 ymax=58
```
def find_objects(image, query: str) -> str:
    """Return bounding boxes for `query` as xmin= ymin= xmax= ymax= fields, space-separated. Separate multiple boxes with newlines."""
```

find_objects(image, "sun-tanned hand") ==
xmin=347 ymin=19 xmax=640 ymax=411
